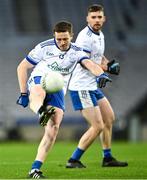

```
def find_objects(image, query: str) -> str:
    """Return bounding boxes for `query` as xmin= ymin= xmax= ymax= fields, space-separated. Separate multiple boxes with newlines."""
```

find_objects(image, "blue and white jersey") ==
xmin=69 ymin=26 xmax=105 ymax=90
xmin=26 ymin=38 xmax=89 ymax=94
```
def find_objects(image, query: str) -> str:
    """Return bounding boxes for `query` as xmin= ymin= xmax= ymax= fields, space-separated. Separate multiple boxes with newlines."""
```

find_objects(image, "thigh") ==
xmin=28 ymin=76 xmax=46 ymax=99
xmin=29 ymin=85 xmax=46 ymax=102
xmin=81 ymin=106 xmax=103 ymax=127
xmin=28 ymin=76 xmax=65 ymax=111
xmin=98 ymin=97 xmax=115 ymax=124
xmin=27 ymin=76 xmax=42 ymax=91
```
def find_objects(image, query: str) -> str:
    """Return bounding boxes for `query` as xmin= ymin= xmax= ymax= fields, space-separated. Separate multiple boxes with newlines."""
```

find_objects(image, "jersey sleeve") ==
xmin=78 ymin=50 xmax=89 ymax=63
xmin=26 ymin=44 xmax=43 ymax=65
xmin=76 ymin=32 xmax=92 ymax=54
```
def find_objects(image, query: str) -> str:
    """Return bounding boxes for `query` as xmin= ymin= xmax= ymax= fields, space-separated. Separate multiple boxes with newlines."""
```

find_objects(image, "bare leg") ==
xmin=66 ymin=106 xmax=104 ymax=168
xmin=98 ymin=97 xmax=128 ymax=167
xmin=78 ymin=106 xmax=104 ymax=150
xmin=35 ymin=107 xmax=63 ymax=162
xmin=98 ymin=97 xmax=115 ymax=149
xmin=29 ymin=85 xmax=46 ymax=114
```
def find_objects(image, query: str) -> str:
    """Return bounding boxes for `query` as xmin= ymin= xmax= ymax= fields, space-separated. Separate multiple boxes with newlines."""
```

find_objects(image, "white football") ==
xmin=41 ymin=71 xmax=64 ymax=93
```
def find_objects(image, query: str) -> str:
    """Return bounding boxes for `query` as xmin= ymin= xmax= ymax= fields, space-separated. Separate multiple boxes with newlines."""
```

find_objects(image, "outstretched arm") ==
xmin=81 ymin=59 xmax=112 ymax=88
xmin=81 ymin=59 xmax=104 ymax=76
xmin=101 ymin=56 xmax=109 ymax=71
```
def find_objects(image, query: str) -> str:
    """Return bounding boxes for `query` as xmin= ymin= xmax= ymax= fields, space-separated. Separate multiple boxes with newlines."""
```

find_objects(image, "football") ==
xmin=41 ymin=71 xmax=64 ymax=93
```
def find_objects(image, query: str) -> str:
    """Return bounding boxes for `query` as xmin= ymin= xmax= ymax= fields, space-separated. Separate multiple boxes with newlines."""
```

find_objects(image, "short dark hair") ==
xmin=88 ymin=4 xmax=104 ymax=13
xmin=53 ymin=21 xmax=73 ymax=34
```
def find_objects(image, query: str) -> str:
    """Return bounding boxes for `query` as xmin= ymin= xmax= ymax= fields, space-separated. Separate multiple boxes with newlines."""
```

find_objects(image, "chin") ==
xmin=61 ymin=48 xmax=67 ymax=51
xmin=94 ymin=26 xmax=101 ymax=31
xmin=93 ymin=28 xmax=100 ymax=33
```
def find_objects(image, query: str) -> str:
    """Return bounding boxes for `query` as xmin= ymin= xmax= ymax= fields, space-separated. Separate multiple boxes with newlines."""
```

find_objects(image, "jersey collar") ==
xmin=87 ymin=25 xmax=100 ymax=36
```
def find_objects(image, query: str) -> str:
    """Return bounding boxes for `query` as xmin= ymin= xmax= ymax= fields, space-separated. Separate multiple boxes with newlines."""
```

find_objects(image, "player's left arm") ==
xmin=101 ymin=56 xmax=120 ymax=75
xmin=81 ymin=59 xmax=112 ymax=88
xmin=81 ymin=59 xmax=104 ymax=76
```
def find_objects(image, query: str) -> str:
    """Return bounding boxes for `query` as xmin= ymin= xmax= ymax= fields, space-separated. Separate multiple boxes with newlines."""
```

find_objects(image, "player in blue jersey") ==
xmin=16 ymin=21 xmax=111 ymax=178
xmin=66 ymin=4 xmax=128 ymax=168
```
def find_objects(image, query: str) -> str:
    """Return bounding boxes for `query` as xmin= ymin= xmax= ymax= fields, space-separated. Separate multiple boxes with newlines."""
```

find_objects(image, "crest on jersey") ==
xmin=59 ymin=54 xmax=64 ymax=59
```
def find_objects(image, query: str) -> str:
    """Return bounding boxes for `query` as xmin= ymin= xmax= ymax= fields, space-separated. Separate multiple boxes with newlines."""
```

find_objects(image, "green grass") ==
xmin=0 ymin=141 xmax=147 ymax=179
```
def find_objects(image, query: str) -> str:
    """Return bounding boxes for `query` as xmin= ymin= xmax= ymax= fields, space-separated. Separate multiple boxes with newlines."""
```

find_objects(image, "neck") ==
xmin=88 ymin=25 xmax=100 ymax=35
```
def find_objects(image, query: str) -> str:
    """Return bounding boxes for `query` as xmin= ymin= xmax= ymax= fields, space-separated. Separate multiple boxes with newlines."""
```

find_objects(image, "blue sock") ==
xmin=31 ymin=160 xmax=43 ymax=170
xmin=103 ymin=149 xmax=112 ymax=158
xmin=70 ymin=147 xmax=85 ymax=161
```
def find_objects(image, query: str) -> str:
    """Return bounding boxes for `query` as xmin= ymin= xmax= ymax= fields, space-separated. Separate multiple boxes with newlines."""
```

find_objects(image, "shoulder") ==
xmin=39 ymin=38 xmax=55 ymax=48
xmin=70 ymin=43 xmax=83 ymax=51
xmin=70 ymin=43 xmax=89 ymax=59
xmin=77 ymin=26 xmax=92 ymax=39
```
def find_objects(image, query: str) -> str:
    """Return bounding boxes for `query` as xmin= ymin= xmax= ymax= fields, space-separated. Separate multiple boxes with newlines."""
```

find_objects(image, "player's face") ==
xmin=87 ymin=11 xmax=106 ymax=32
xmin=54 ymin=32 xmax=73 ymax=51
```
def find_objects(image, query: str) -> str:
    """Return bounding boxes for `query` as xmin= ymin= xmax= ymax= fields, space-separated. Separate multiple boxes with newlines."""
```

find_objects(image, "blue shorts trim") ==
xmin=69 ymin=89 xmax=104 ymax=110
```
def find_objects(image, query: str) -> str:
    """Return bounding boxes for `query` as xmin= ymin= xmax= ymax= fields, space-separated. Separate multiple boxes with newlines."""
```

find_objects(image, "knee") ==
xmin=93 ymin=122 xmax=104 ymax=136
xmin=99 ymin=122 xmax=105 ymax=133
xmin=105 ymin=114 xmax=115 ymax=128
xmin=111 ymin=110 xmax=115 ymax=122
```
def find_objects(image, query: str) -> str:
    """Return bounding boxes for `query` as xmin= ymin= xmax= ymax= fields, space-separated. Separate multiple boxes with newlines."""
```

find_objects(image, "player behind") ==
xmin=66 ymin=4 xmax=128 ymax=168
xmin=16 ymin=21 xmax=111 ymax=178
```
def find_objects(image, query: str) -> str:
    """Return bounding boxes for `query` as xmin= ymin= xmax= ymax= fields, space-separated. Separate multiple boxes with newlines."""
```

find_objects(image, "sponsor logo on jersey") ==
xmin=46 ymin=52 xmax=54 ymax=56
xmin=48 ymin=62 xmax=69 ymax=73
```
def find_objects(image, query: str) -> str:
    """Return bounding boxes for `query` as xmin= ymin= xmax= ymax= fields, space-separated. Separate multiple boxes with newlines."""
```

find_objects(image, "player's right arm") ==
xmin=17 ymin=43 xmax=43 ymax=108
xmin=16 ymin=59 xmax=34 ymax=108
xmin=17 ymin=43 xmax=43 ymax=93
xmin=17 ymin=59 xmax=34 ymax=93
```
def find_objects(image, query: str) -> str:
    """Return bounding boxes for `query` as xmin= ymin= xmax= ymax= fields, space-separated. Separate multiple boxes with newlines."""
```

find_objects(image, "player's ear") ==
xmin=103 ymin=15 xmax=106 ymax=22
xmin=86 ymin=16 xmax=88 ymax=23
xmin=53 ymin=29 xmax=55 ymax=37
xmin=70 ymin=33 xmax=74 ymax=40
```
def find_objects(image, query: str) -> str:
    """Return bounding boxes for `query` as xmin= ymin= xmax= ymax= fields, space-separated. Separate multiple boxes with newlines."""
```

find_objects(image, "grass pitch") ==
xmin=0 ymin=141 xmax=147 ymax=179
